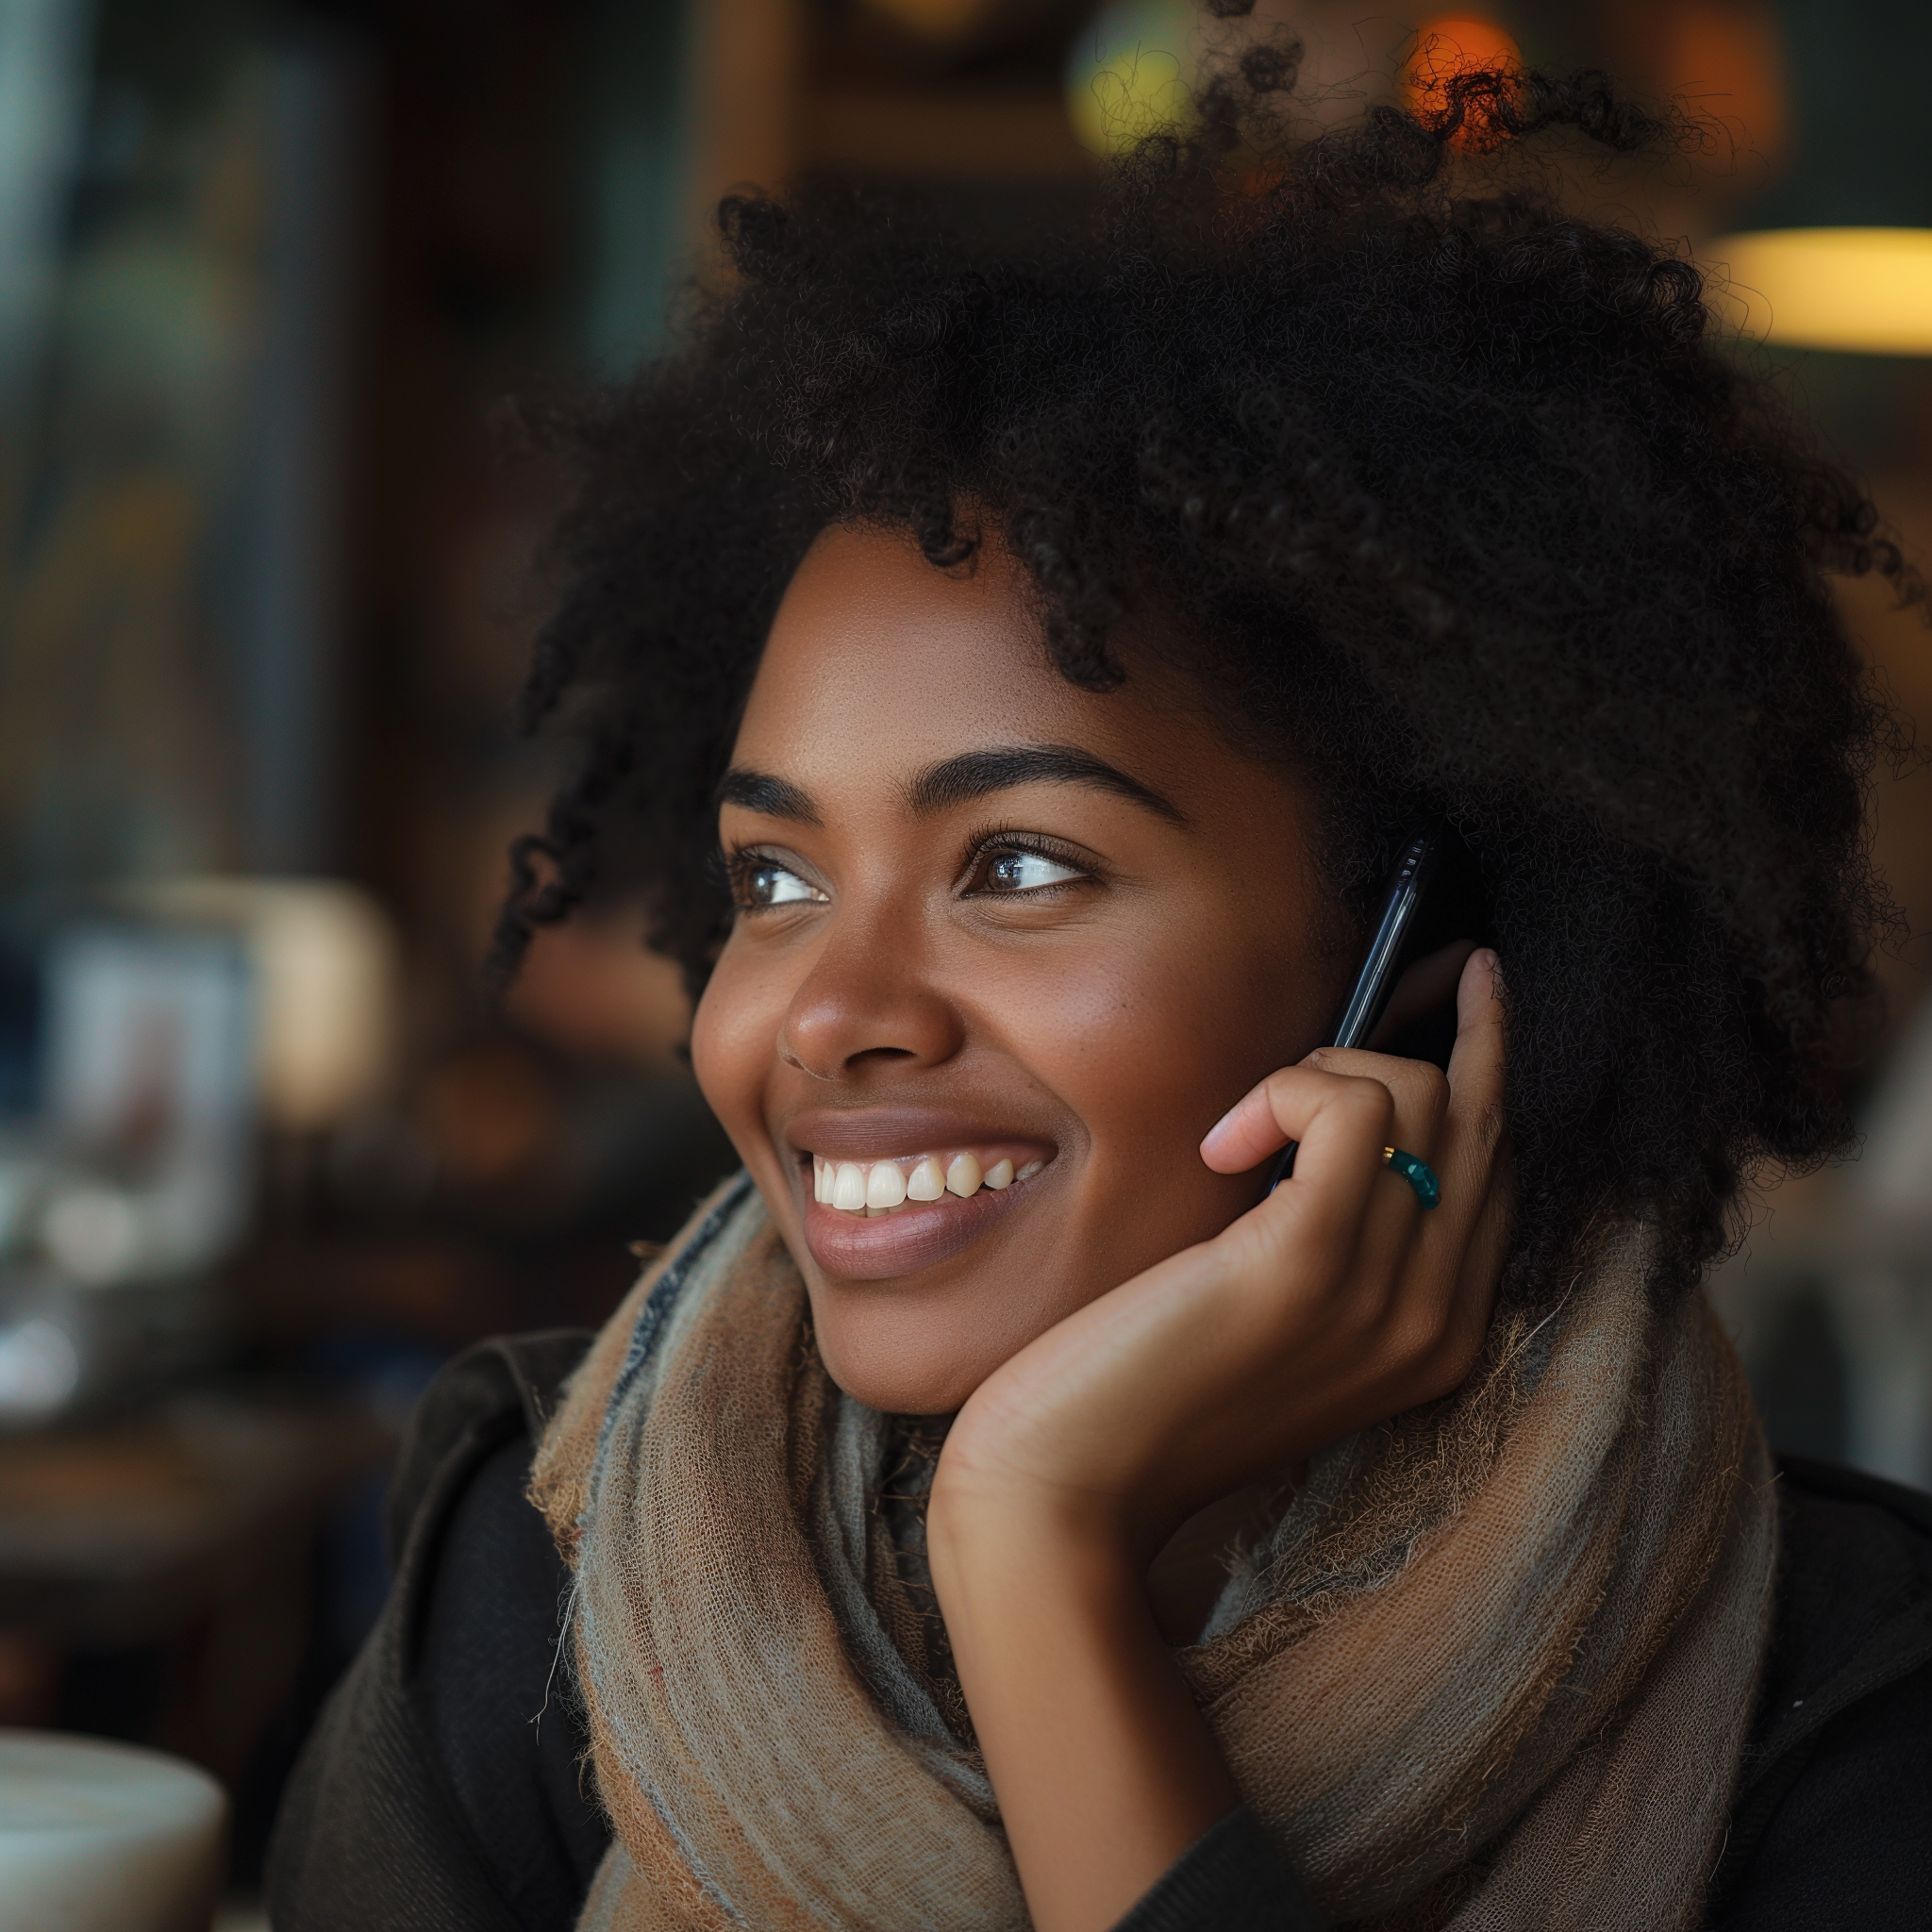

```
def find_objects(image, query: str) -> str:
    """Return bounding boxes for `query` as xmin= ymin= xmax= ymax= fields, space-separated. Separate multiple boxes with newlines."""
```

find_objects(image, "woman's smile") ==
xmin=783 ymin=1103 xmax=1058 ymax=1277
xmin=799 ymin=1148 xmax=1051 ymax=1276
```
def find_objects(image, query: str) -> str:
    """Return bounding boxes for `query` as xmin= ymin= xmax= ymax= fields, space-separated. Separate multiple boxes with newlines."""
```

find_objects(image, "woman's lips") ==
xmin=800 ymin=1166 xmax=1044 ymax=1279
xmin=781 ymin=1108 xmax=1056 ymax=1281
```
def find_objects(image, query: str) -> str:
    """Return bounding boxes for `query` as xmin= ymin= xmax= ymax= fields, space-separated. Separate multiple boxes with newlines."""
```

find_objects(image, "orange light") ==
xmin=1404 ymin=16 xmax=1523 ymax=139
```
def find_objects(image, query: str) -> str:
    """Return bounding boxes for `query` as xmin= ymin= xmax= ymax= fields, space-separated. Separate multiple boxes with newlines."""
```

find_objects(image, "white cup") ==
xmin=0 ymin=1729 xmax=226 ymax=1932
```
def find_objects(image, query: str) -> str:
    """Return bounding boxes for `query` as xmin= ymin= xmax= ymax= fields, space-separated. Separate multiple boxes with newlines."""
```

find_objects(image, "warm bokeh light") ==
xmin=863 ymin=0 xmax=1002 ymax=43
xmin=1404 ymin=15 xmax=1522 ymax=125
xmin=1648 ymin=1 xmax=1786 ymax=161
xmin=1709 ymin=227 xmax=1932 ymax=357
xmin=1066 ymin=0 xmax=1195 ymax=158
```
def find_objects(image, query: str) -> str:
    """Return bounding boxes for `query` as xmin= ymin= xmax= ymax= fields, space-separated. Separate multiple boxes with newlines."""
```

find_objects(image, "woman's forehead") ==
xmin=752 ymin=524 xmax=1070 ymax=719
xmin=736 ymin=524 xmax=1225 ymax=812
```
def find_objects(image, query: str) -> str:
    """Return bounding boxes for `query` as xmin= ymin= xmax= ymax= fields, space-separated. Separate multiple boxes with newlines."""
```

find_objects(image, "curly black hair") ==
xmin=494 ymin=46 xmax=1916 ymax=1310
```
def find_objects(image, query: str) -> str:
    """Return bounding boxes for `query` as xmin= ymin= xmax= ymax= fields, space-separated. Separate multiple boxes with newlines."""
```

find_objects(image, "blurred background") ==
xmin=0 ymin=0 xmax=1926 ymax=1910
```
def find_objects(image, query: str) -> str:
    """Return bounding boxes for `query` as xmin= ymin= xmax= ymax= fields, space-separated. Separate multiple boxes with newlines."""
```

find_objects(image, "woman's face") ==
xmin=691 ymin=524 xmax=1351 ymax=1413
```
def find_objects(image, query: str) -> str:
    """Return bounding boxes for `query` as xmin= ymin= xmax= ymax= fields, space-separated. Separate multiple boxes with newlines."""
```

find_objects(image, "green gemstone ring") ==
xmin=1382 ymin=1145 xmax=1441 ymax=1208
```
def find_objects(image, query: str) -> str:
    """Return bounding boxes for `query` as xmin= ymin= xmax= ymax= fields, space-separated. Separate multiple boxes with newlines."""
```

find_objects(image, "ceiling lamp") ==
xmin=1708 ymin=227 xmax=1932 ymax=356
xmin=1705 ymin=0 xmax=1932 ymax=356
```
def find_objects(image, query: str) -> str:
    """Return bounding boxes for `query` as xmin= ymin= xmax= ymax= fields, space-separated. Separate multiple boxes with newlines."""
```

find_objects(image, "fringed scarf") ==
xmin=532 ymin=1174 xmax=1776 ymax=1931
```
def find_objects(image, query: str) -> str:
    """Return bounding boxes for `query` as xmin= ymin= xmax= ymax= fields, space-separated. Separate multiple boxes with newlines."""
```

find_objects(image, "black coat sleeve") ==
xmin=1111 ymin=1807 xmax=1324 ymax=1932
xmin=1707 ymin=1460 xmax=1932 ymax=1930
xmin=1714 ymin=1662 xmax=1932 ymax=1931
xmin=266 ymin=1332 xmax=607 ymax=1932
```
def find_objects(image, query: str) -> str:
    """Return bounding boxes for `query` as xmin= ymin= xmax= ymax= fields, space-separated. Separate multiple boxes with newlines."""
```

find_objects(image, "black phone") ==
xmin=1264 ymin=824 xmax=1466 ymax=1193
xmin=1323 ymin=827 xmax=1443 ymax=1056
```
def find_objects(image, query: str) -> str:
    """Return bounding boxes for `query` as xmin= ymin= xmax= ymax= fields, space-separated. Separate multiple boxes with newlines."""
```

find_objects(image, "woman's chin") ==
xmin=809 ymin=1325 xmax=991 ymax=1417
xmin=790 ymin=1172 xmax=1067 ymax=1411
xmin=804 ymin=1277 xmax=1053 ymax=1417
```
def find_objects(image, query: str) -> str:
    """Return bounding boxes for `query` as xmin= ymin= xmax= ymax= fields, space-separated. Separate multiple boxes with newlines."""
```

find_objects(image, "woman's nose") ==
xmin=777 ymin=919 xmax=964 ymax=1080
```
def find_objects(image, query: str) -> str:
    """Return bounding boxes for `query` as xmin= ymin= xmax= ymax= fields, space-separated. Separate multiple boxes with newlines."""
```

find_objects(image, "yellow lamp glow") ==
xmin=1067 ymin=1 xmax=1195 ymax=158
xmin=1707 ymin=227 xmax=1932 ymax=357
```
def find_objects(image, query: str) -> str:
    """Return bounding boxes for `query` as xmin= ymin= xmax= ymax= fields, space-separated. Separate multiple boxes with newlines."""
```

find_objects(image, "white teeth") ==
xmin=812 ymin=1150 xmax=1043 ymax=1213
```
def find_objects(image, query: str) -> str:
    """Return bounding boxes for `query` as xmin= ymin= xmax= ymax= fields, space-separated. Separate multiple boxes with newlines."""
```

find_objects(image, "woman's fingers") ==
xmin=1429 ymin=949 xmax=1508 ymax=1229
xmin=1444 ymin=946 xmax=1506 ymax=1105
xmin=1189 ymin=950 xmax=1507 ymax=1394
xmin=1197 ymin=1070 xmax=1307 ymax=1174
xmin=1301 ymin=1049 xmax=1449 ymax=1160
xmin=1405 ymin=950 xmax=1510 ymax=1391
xmin=1292 ymin=1050 xmax=1447 ymax=1289
xmin=966 ymin=956 xmax=1512 ymax=1544
xmin=1194 ymin=1061 xmax=1441 ymax=1322
xmin=1200 ymin=951 xmax=1503 ymax=1181
xmin=1198 ymin=1065 xmax=1403 ymax=1243
xmin=1198 ymin=1058 xmax=1431 ymax=1175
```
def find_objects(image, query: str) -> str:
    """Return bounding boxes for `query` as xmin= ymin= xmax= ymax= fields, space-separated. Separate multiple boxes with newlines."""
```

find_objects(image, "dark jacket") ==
xmin=267 ymin=1332 xmax=1932 ymax=1931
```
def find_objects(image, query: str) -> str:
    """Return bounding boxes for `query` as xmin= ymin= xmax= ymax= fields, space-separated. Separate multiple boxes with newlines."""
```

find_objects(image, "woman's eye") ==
xmin=981 ymin=848 xmax=1085 ymax=893
xmin=741 ymin=862 xmax=824 ymax=908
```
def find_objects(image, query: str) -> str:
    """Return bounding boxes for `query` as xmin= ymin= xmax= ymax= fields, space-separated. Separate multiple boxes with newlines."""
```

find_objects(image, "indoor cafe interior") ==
xmin=0 ymin=1 xmax=1928 ymax=1924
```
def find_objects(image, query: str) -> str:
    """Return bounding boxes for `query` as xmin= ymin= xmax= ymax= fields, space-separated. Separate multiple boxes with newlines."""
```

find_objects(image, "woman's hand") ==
xmin=924 ymin=948 xmax=1510 ymax=1932
xmin=938 ymin=944 xmax=1509 ymax=1557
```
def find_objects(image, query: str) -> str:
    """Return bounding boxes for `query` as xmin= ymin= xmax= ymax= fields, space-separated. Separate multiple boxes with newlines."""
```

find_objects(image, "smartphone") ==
xmin=1264 ymin=824 xmax=1451 ymax=1193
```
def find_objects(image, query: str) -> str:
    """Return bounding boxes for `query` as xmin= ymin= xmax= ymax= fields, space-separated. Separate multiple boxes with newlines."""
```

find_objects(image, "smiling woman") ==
xmin=268 ymin=31 xmax=1932 ymax=1932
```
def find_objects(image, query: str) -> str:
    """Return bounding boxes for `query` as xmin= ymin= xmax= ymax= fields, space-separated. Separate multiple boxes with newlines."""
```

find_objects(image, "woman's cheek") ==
xmin=1041 ymin=919 xmax=1266 ymax=1113
xmin=999 ymin=931 xmax=1267 ymax=1232
xmin=689 ymin=949 xmax=779 ymax=1165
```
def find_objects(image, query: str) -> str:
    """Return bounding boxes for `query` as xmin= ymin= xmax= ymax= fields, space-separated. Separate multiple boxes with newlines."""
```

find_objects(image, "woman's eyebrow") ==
xmin=716 ymin=769 xmax=822 ymax=824
xmin=904 ymin=744 xmax=1186 ymax=825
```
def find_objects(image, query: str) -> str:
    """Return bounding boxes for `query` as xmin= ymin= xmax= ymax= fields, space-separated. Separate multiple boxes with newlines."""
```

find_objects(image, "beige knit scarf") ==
xmin=532 ymin=1173 xmax=1776 ymax=1931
